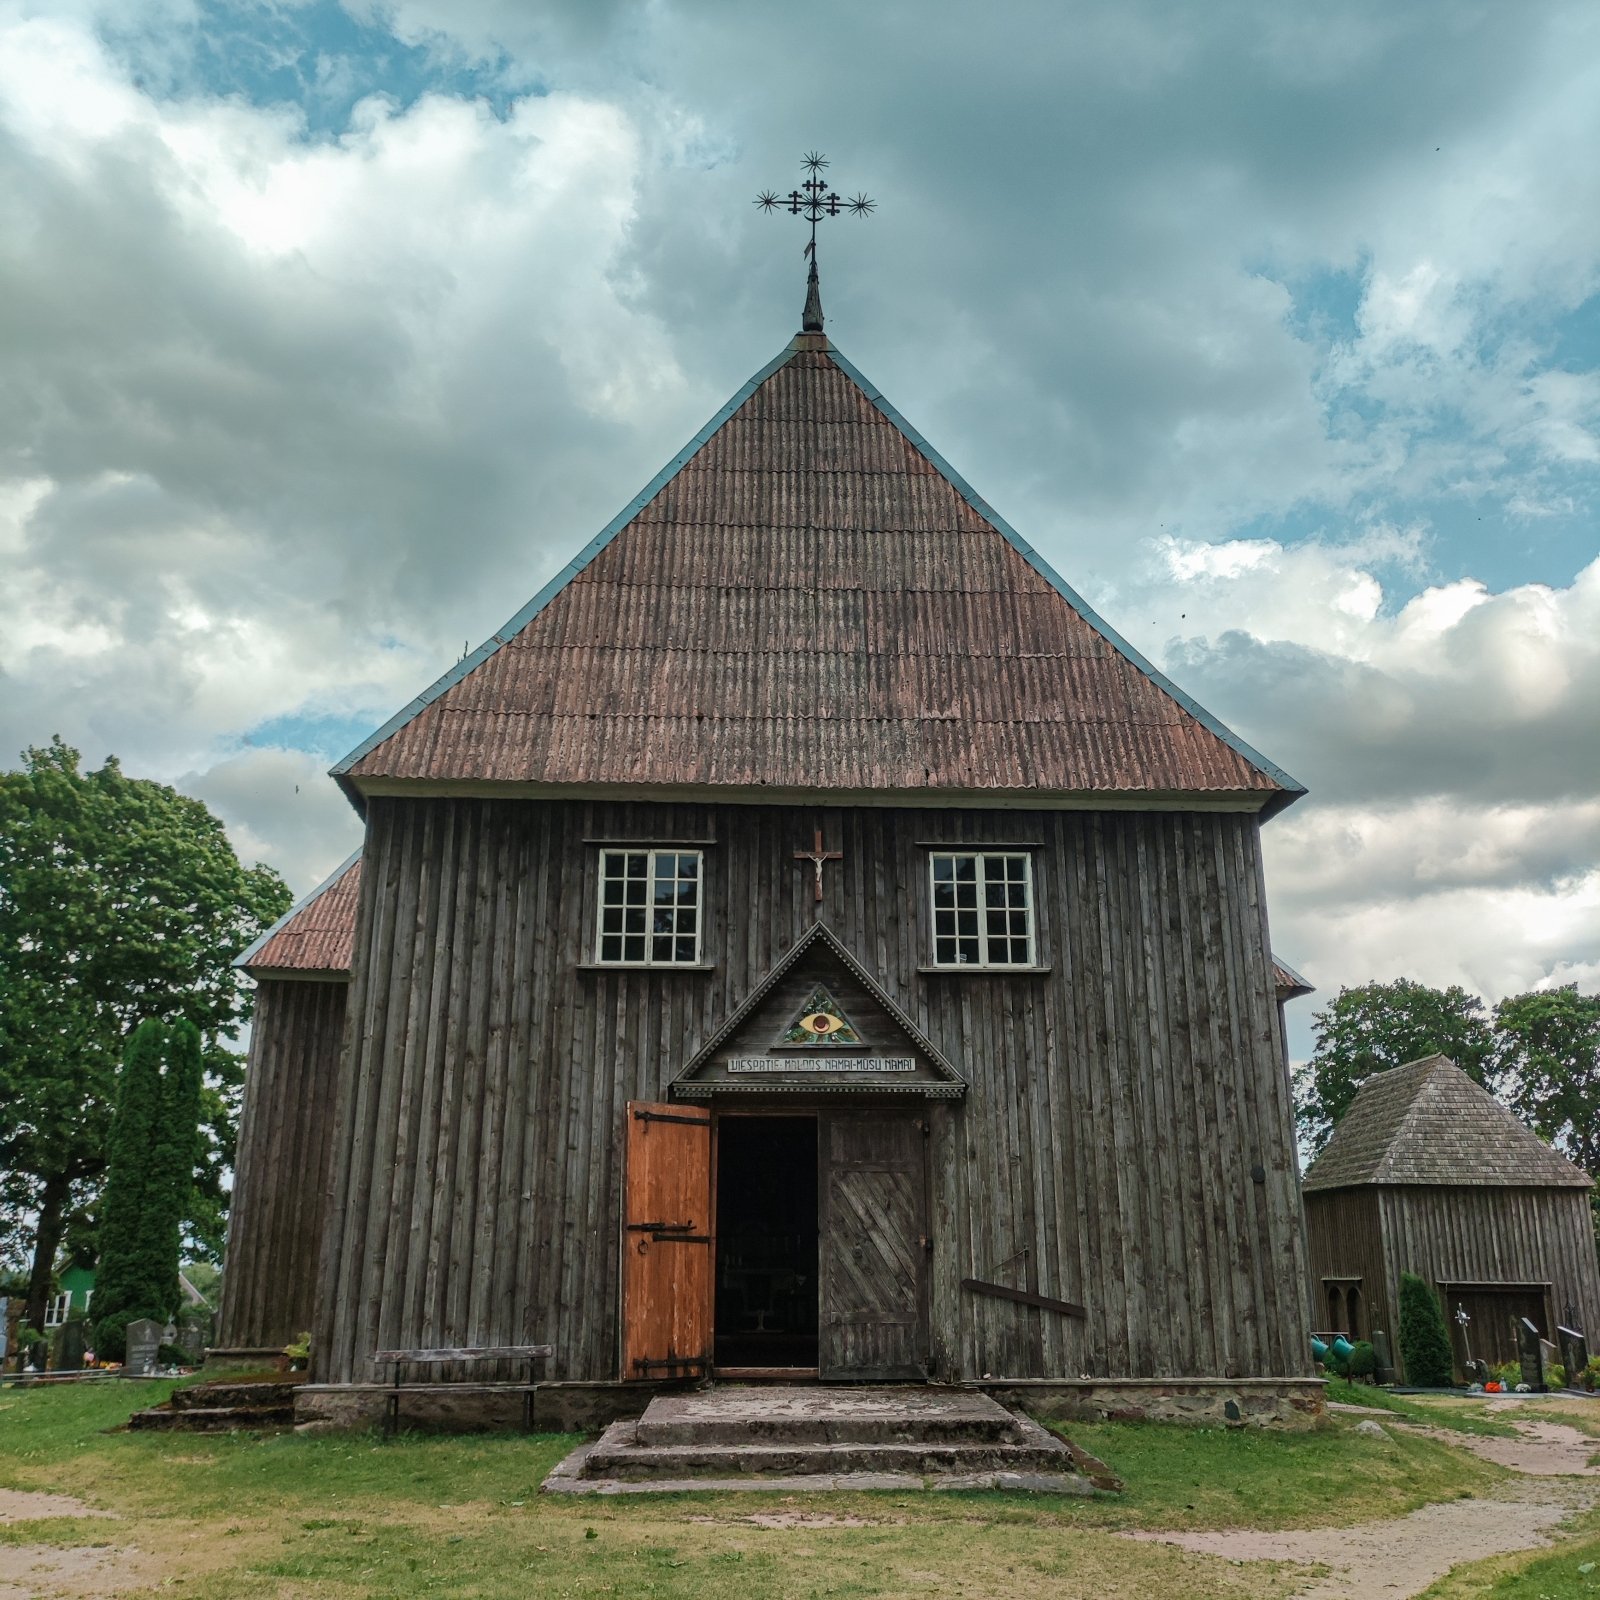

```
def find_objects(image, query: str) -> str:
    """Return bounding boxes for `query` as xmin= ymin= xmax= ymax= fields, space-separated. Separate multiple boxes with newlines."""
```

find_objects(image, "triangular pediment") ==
xmin=672 ymin=923 xmax=964 ymax=1099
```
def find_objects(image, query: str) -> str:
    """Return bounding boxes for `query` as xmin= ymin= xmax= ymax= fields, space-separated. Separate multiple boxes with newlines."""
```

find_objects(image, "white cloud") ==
xmin=2 ymin=0 xmax=1597 ymax=994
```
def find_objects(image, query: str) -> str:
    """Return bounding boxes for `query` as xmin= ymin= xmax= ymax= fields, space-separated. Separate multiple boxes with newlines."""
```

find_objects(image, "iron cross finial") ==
xmin=756 ymin=152 xmax=874 ymax=333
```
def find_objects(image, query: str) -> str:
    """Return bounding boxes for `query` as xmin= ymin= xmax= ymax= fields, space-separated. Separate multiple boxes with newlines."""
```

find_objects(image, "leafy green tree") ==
xmin=1494 ymin=985 xmax=1600 ymax=1250
xmin=1295 ymin=979 xmax=1495 ymax=1157
xmin=91 ymin=1021 xmax=171 ymax=1359
xmin=1398 ymin=1272 xmax=1456 ymax=1387
xmin=0 ymin=739 xmax=290 ymax=1327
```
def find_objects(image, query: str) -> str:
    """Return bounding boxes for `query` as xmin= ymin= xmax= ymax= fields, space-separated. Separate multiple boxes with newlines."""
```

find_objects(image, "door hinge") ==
xmin=632 ymin=1109 xmax=709 ymax=1127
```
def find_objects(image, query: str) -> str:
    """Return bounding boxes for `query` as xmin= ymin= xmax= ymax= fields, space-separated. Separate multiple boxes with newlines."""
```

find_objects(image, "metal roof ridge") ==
xmin=821 ymin=340 xmax=1306 ymax=816
xmin=328 ymin=337 xmax=812 ymax=812
xmin=235 ymin=847 xmax=364 ymax=971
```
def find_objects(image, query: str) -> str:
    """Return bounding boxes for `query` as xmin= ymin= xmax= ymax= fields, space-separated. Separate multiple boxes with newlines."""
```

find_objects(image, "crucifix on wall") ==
xmin=794 ymin=827 xmax=842 ymax=904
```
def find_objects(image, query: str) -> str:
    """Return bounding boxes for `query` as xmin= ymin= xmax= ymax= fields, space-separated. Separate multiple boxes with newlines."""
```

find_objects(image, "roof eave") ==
xmin=233 ymin=848 xmax=364 ymax=971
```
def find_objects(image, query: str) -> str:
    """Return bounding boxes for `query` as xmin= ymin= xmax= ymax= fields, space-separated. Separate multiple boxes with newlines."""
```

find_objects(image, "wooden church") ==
xmin=224 ymin=264 xmax=1323 ymax=1427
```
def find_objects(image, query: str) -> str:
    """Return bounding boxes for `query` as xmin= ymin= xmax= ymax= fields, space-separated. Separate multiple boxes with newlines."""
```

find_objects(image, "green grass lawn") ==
xmin=0 ymin=1377 xmax=1544 ymax=1600
xmin=1418 ymin=1507 xmax=1600 ymax=1599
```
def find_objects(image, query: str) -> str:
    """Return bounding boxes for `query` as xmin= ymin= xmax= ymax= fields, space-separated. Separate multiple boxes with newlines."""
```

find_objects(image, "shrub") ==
xmin=1584 ymin=1356 xmax=1600 ymax=1392
xmin=1547 ymin=1362 xmax=1567 ymax=1389
xmin=1347 ymin=1340 xmax=1376 ymax=1381
xmin=1492 ymin=1360 xmax=1522 ymax=1388
xmin=1397 ymin=1273 xmax=1456 ymax=1387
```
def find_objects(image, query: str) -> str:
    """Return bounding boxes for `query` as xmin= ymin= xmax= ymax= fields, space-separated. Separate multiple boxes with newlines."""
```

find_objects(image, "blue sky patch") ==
xmin=101 ymin=0 xmax=526 ymax=137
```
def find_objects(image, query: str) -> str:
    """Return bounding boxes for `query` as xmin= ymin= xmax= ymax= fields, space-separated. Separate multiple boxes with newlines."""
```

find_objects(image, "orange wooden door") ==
xmin=621 ymin=1102 xmax=713 ymax=1379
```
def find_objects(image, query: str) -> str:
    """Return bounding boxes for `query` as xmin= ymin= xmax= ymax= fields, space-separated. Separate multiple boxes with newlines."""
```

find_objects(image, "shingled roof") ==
xmin=1272 ymin=955 xmax=1314 ymax=1001
xmin=1302 ymin=1054 xmax=1592 ymax=1193
xmin=333 ymin=329 xmax=1303 ymax=813
xmin=236 ymin=853 xmax=361 ymax=979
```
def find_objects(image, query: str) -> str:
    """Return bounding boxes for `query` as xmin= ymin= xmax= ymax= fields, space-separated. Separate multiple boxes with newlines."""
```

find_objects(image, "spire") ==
xmin=803 ymin=259 xmax=824 ymax=332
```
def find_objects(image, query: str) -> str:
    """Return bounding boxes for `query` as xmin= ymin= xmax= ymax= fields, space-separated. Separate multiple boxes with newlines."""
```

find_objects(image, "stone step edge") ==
xmin=582 ymin=1422 xmax=1080 ymax=1479
xmin=129 ymin=1406 xmax=295 ymax=1431
xmin=635 ymin=1416 xmax=1032 ymax=1447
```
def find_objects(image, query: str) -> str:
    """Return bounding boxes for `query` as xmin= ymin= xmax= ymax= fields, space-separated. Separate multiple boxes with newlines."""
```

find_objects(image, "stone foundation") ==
xmin=976 ymin=1377 xmax=1326 ymax=1428
xmin=294 ymin=1379 xmax=694 ymax=1434
xmin=296 ymin=1375 xmax=1324 ymax=1434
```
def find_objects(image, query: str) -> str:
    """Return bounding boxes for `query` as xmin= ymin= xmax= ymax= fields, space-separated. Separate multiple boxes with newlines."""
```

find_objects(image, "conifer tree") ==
xmin=92 ymin=1020 xmax=170 ymax=1359
xmin=1397 ymin=1271 xmax=1456 ymax=1388
xmin=150 ymin=1019 xmax=204 ymax=1316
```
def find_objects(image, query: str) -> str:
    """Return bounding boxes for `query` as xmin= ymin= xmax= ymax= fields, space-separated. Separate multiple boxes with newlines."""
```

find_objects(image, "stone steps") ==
xmin=587 ymin=1424 xmax=1075 ymax=1479
xmin=553 ymin=1384 xmax=1110 ymax=1493
xmin=129 ymin=1377 xmax=300 ymax=1432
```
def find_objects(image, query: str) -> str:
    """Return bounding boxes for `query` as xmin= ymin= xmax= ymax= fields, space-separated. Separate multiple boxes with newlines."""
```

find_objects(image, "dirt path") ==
xmin=1123 ymin=1414 xmax=1599 ymax=1600
xmin=0 ymin=1488 xmax=156 ymax=1600
xmin=1404 ymin=1418 xmax=1600 ymax=1477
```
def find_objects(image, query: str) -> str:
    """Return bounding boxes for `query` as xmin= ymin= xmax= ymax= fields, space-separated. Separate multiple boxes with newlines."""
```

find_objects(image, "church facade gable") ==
xmin=672 ymin=921 xmax=965 ymax=1099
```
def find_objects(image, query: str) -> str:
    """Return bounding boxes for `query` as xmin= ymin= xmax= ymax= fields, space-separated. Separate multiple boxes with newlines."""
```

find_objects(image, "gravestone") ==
xmin=0 ymin=1296 xmax=9 ymax=1367
xmin=124 ymin=1318 xmax=162 ymax=1375
xmin=1557 ymin=1325 xmax=1589 ymax=1385
xmin=1370 ymin=1327 xmax=1397 ymax=1386
xmin=53 ymin=1318 xmax=87 ymax=1373
xmin=1514 ymin=1316 xmax=1545 ymax=1391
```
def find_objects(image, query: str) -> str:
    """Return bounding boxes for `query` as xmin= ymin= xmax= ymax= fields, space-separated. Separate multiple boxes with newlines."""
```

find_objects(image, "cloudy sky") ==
xmin=3 ymin=0 xmax=1597 ymax=1060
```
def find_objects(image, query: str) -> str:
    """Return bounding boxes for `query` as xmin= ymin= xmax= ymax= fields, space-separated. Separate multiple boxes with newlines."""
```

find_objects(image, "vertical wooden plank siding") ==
xmin=312 ymin=798 xmax=1313 ymax=1385
xmin=217 ymin=978 xmax=346 ymax=1350
xmin=1307 ymin=1184 xmax=1600 ymax=1374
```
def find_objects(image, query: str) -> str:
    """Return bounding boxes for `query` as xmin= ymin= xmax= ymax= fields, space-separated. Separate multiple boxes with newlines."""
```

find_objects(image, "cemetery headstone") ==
xmin=124 ymin=1318 xmax=162 ymax=1375
xmin=1370 ymin=1327 xmax=1397 ymax=1386
xmin=54 ymin=1319 xmax=87 ymax=1373
xmin=1515 ymin=1316 xmax=1545 ymax=1390
xmin=1557 ymin=1326 xmax=1589 ymax=1385
xmin=0 ymin=1296 xmax=9 ymax=1367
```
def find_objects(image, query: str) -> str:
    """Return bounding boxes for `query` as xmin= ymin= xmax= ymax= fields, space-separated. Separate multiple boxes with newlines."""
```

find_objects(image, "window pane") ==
xmin=653 ymin=909 xmax=674 ymax=934
xmin=958 ymin=936 xmax=980 ymax=963
xmin=623 ymin=933 xmax=645 ymax=961
xmin=675 ymin=935 xmax=695 ymax=963
xmin=652 ymin=933 xmax=673 ymax=962
xmin=602 ymin=908 xmax=622 ymax=934
xmin=953 ymin=856 xmax=976 ymax=882
xmin=600 ymin=933 xmax=622 ymax=962
xmin=625 ymin=907 xmax=646 ymax=934
xmin=677 ymin=853 xmax=698 ymax=879
xmin=985 ymin=879 xmax=1005 ymax=907
xmin=932 ymin=856 xmax=954 ymax=882
xmin=986 ymin=909 xmax=1007 ymax=940
xmin=1005 ymin=856 xmax=1025 ymax=881
xmin=957 ymin=909 xmax=978 ymax=938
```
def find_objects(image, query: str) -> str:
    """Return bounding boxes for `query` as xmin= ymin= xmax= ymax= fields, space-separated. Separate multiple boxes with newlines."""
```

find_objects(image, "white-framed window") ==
xmin=596 ymin=849 xmax=703 ymax=966
xmin=44 ymin=1291 xmax=71 ymax=1327
xmin=929 ymin=852 xmax=1036 ymax=968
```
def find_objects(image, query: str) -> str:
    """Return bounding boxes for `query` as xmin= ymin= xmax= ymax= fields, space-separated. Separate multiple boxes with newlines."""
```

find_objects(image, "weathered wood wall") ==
xmin=313 ymin=797 xmax=1311 ymax=1386
xmin=1302 ymin=1189 xmax=1387 ymax=1336
xmin=218 ymin=978 xmax=347 ymax=1350
xmin=1306 ymin=1184 xmax=1600 ymax=1375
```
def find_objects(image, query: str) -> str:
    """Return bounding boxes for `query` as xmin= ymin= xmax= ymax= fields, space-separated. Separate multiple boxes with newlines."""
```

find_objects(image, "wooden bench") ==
xmin=373 ymin=1345 xmax=553 ymax=1436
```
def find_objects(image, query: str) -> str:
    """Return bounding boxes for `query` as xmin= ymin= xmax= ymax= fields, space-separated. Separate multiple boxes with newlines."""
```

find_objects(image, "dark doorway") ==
xmin=715 ymin=1116 xmax=819 ymax=1371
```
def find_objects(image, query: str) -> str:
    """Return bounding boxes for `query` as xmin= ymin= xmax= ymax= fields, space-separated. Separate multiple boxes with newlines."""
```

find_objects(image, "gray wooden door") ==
xmin=818 ymin=1113 xmax=929 ymax=1380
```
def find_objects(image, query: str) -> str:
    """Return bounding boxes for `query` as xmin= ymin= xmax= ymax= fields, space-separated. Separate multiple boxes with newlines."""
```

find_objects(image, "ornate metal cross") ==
xmin=794 ymin=827 xmax=843 ymax=904
xmin=755 ymin=152 xmax=875 ymax=261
